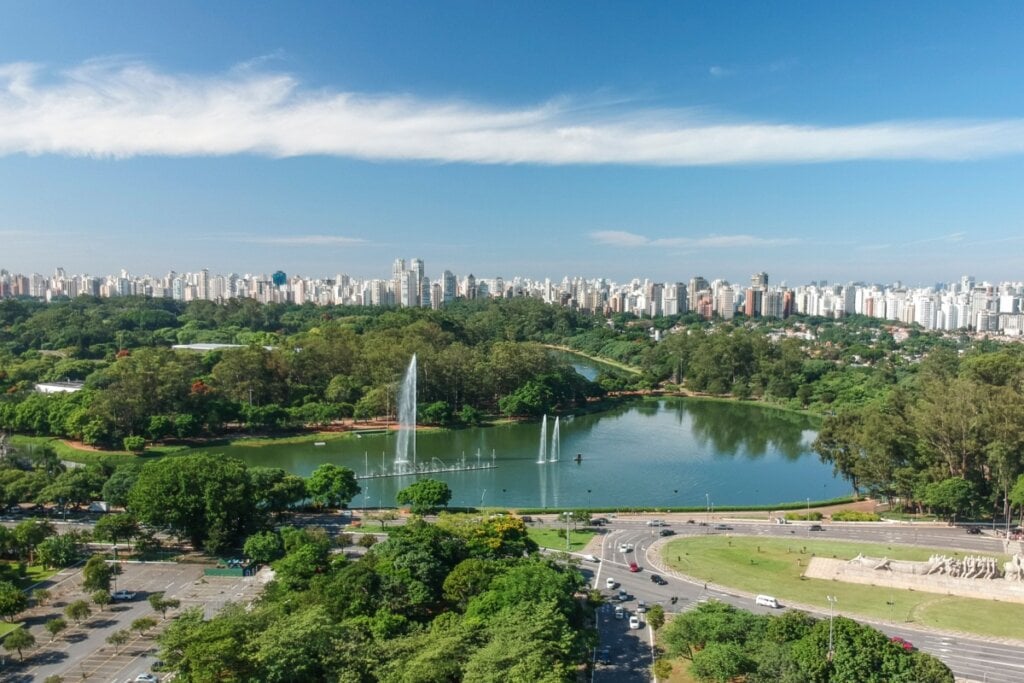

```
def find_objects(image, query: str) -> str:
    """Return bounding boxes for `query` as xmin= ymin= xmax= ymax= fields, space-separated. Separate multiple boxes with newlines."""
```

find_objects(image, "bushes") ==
xmin=785 ymin=512 xmax=823 ymax=521
xmin=831 ymin=510 xmax=880 ymax=522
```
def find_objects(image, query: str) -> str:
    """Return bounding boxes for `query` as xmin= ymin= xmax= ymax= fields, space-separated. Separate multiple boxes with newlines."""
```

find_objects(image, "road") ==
xmin=573 ymin=515 xmax=1024 ymax=683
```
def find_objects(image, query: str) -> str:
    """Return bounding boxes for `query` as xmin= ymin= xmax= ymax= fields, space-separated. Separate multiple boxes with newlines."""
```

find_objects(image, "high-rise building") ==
xmin=751 ymin=272 xmax=769 ymax=288
xmin=442 ymin=270 xmax=457 ymax=304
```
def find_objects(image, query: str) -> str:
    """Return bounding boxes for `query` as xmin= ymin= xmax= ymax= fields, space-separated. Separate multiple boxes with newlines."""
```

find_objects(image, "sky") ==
xmin=2 ymin=1 xmax=1024 ymax=286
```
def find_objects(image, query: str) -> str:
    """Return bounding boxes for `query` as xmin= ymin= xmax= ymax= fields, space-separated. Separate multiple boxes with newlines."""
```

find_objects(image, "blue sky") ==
xmin=2 ymin=1 xmax=1024 ymax=285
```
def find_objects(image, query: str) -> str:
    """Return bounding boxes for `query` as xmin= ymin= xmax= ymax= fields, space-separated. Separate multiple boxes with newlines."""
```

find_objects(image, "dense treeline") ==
xmin=660 ymin=600 xmax=952 ymax=683
xmin=0 ymin=297 xmax=602 ymax=447
xmin=157 ymin=516 xmax=591 ymax=682
xmin=814 ymin=346 xmax=1024 ymax=522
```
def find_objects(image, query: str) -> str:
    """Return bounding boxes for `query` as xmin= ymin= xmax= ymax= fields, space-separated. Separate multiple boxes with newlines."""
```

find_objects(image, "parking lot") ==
xmin=1 ymin=561 xmax=267 ymax=683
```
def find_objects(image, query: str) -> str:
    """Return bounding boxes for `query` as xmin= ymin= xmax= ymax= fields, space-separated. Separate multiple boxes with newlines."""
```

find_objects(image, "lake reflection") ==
xmin=211 ymin=398 xmax=847 ymax=509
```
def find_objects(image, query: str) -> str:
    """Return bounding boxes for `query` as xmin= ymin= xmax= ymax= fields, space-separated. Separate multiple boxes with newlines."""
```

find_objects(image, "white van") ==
xmin=755 ymin=595 xmax=780 ymax=609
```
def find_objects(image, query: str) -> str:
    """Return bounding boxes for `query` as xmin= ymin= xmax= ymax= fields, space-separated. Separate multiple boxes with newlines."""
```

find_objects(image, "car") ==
xmin=593 ymin=517 xmax=610 ymax=525
xmin=606 ymin=577 xmax=616 ymax=589
xmin=659 ymin=529 xmax=675 ymax=536
xmin=519 ymin=515 xmax=533 ymax=523
xmin=650 ymin=574 xmax=667 ymax=585
xmin=618 ymin=589 xmax=629 ymax=601
xmin=636 ymin=600 xmax=647 ymax=613
xmin=113 ymin=590 xmax=137 ymax=601
xmin=809 ymin=524 xmax=824 ymax=531
xmin=614 ymin=605 xmax=625 ymax=619
xmin=597 ymin=646 xmax=612 ymax=664
xmin=583 ymin=553 xmax=600 ymax=562
xmin=133 ymin=674 xmax=159 ymax=683
xmin=617 ymin=543 xmax=631 ymax=553
xmin=629 ymin=615 xmax=641 ymax=629
xmin=966 ymin=526 xmax=982 ymax=535
xmin=714 ymin=524 xmax=733 ymax=530
xmin=646 ymin=519 xmax=666 ymax=527
xmin=628 ymin=561 xmax=640 ymax=572
xmin=890 ymin=636 xmax=914 ymax=651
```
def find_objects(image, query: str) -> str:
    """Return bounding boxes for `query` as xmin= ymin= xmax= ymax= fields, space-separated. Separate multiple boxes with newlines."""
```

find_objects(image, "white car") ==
xmin=637 ymin=600 xmax=647 ymax=613
xmin=583 ymin=554 xmax=600 ymax=563
xmin=629 ymin=615 xmax=641 ymax=629
xmin=133 ymin=674 xmax=159 ymax=683
xmin=113 ymin=590 xmax=137 ymax=601
xmin=605 ymin=577 xmax=616 ymax=589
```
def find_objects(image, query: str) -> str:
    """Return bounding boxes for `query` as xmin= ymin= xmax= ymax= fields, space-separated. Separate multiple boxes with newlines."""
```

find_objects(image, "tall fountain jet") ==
xmin=536 ymin=414 xmax=548 ymax=464
xmin=394 ymin=355 xmax=417 ymax=474
xmin=549 ymin=416 xmax=560 ymax=462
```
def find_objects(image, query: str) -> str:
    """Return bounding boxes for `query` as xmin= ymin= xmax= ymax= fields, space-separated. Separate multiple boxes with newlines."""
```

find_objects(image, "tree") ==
xmin=44 ymin=676 xmax=64 ymax=683
xmin=306 ymin=463 xmax=360 ymax=510
xmin=243 ymin=530 xmax=285 ymax=565
xmin=690 ymin=641 xmax=756 ymax=683
xmin=149 ymin=592 xmax=181 ymax=618
xmin=127 ymin=453 xmax=259 ymax=552
xmin=396 ymin=478 xmax=452 ymax=514
xmin=122 ymin=435 xmax=146 ymax=453
xmin=82 ymin=554 xmax=119 ymax=592
xmin=93 ymin=513 xmax=140 ymax=548
xmin=647 ymin=603 xmax=666 ymax=631
xmin=3 ymin=625 xmax=35 ymax=661
xmin=132 ymin=616 xmax=158 ymax=635
xmin=92 ymin=589 xmax=112 ymax=611
xmin=36 ymin=532 xmax=83 ymax=568
xmin=923 ymin=478 xmax=978 ymax=522
xmin=0 ymin=580 xmax=28 ymax=621
xmin=44 ymin=616 xmax=67 ymax=642
xmin=33 ymin=588 xmax=51 ymax=606
xmin=106 ymin=628 xmax=130 ymax=653
xmin=65 ymin=599 xmax=92 ymax=624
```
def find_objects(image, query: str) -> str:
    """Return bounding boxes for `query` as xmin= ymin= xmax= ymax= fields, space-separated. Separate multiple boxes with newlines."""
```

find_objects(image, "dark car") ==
xmin=659 ymin=528 xmax=675 ymax=536
xmin=714 ymin=524 xmax=733 ymax=530
xmin=597 ymin=647 xmax=612 ymax=664
xmin=809 ymin=524 xmax=824 ymax=531
xmin=650 ymin=574 xmax=667 ymax=585
xmin=966 ymin=526 xmax=982 ymax=535
xmin=592 ymin=517 xmax=610 ymax=526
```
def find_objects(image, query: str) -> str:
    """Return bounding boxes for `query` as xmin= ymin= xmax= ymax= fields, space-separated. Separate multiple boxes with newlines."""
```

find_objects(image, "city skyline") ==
xmin=3 ymin=3 xmax=1024 ymax=281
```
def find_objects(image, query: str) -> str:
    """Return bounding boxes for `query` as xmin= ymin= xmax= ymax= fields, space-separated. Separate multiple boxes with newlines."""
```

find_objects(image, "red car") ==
xmin=629 ymin=562 xmax=640 ymax=572
xmin=890 ymin=636 xmax=914 ymax=651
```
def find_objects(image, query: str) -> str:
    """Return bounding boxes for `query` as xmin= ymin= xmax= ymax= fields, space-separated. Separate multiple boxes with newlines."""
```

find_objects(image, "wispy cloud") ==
xmin=3 ymin=59 xmax=1024 ymax=165
xmin=708 ymin=65 xmax=735 ymax=78
xmin=591 ymin=230 xmax=798 ymax=248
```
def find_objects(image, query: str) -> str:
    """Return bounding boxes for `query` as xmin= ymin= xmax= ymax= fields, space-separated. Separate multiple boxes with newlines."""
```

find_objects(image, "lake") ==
xmin=209 ymin=397 xmax=848 ymax=510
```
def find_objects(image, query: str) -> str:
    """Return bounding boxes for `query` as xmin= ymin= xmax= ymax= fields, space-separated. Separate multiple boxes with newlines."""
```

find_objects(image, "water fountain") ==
xmin=394 ymin=354 xmax=417 ymax=474
xmin=549 ymin=416 xmax=560 ymax=462
xmin=357 ymin=354 xmax=498 ymax=479
xmin=536 ymin=414 xmax=548 ymax=464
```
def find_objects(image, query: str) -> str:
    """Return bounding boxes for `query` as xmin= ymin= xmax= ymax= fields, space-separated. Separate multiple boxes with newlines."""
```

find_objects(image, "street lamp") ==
xmin=826 ymin=595 xmax=838 ymax=660
xmin=563 ymin=512 xmax=572 ymax=551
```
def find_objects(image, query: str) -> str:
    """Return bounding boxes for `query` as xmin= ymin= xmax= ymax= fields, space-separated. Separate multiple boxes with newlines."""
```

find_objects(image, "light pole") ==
xmin=563 ymin=512 xmax=571 ymax=551
xmin=826 ymin=595 xmax=837 ymax=661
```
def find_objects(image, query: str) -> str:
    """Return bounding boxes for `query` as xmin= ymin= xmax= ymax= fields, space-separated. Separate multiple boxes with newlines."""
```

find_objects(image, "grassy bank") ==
xmin=662 ymin=536 xmax=1022 ymax=640
xmin=543 ymin=344 xmax=642 ymax=375
xmin=516 ymin=496 xmax=857 ymax=516
xmin=527 ymin=528 xmax=596 ymax=552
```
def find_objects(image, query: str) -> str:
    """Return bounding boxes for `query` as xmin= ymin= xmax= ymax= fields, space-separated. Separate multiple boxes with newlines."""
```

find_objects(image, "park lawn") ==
xmin=662 ymin=536 xmax=1024 ymax=640
xmin=0 ymin=622 xmax=23 ymax=640
xmin=528 ymin=528 xmax=596 ymax=552
xmin=19 ymin=564 xmax=58 ymax=588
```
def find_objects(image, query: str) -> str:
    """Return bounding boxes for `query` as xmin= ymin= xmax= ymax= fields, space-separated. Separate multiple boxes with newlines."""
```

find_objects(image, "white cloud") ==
xmin=708 ymin=65 xmax=735 ymax=78
xmin=3 ymin=59 xmax=1024 ymax=165
xmin=590 ymin=230 xmax=798 ymax=248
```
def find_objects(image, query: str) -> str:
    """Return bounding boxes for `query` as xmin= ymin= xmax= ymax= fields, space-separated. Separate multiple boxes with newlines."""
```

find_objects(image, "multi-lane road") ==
xmin=571 ymin=516 xmax=1024 ymax=683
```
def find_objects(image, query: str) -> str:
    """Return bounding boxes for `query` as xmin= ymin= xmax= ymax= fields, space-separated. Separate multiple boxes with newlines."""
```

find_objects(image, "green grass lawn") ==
xmin=662 ymin=536 xmax=1024 ymax=640
xmin=527 ymin=527 xmax=596 ymax=552
xmin=0 ymin=622 xmax=23 ymax=640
